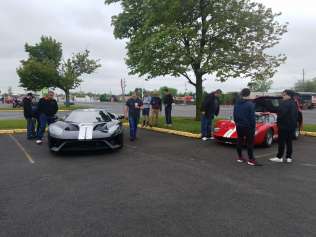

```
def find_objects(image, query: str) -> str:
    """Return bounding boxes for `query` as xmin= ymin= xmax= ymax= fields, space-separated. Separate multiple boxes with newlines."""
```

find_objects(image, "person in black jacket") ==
xmin=201 ymin=89 xmax=222 ymax=140
xmin=233 ymin=88 xmax=261 ymax=166
xmin=23 ymin=93 xmax=36 ymax=139
xmin=162 ymin=89 xmax=174 ymax=126
xmin=36 ymin=91 xmax=58 ymax=144
xmin=270 ymin=90 xmax=298 ymax=163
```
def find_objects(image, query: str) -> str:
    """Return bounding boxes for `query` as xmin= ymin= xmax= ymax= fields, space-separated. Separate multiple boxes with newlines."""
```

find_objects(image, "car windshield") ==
xmin=65 ymin=110 xmax=112 ymax=123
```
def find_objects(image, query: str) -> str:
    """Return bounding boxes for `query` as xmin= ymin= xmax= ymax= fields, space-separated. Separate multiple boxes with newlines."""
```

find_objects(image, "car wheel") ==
xmin=117 ymin=133 xmax=124 ymax=149
xmin=264 ymin=129 xmax=273 ymax=147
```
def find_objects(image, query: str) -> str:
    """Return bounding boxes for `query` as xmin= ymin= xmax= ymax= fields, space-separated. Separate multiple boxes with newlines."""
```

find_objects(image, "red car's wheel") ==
xmin=264 ymin=129 xmax=273 ymax=147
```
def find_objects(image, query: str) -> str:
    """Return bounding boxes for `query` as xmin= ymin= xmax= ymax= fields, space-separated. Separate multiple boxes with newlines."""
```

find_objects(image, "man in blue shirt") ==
xmin=124 ymin=91 xmax=143 ymax=141
xmin=233 ymin=88 xmax=261 ymax=166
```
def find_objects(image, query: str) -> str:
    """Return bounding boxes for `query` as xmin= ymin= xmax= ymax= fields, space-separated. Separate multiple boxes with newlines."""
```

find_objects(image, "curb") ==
xmin=300 ymin=131 xmax=316 ymax=137
xmin=1 ymin=126 xmax=316 ymax=138
xmin=0 ymin=110 xmax=71 ymax=112
xmin=122 ymin=123 xmax=200 ymax=139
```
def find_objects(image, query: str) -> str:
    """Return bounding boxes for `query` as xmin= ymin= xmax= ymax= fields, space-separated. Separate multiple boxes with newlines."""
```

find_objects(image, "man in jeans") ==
xmin=201 ymin=89 xmax=222 ymax=140
xmin=125 ymin=92 xmax=143 ymax=141
xmin=233 ymin=88 xmax=261 ymax=166
xmin=270 ymin=90 xmax=298 ymax=163
xmin=36 ymin=91 xmax=58 ymax=144
xmin=162 ymin=89 xmax=174 ymax=126
xmin=23 ymin=93 xmax=36 ymax=139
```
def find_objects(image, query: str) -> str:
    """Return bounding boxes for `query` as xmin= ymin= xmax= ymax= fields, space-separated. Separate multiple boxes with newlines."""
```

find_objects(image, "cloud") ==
xmin=0 ymin=0 xmax=315 ymax=94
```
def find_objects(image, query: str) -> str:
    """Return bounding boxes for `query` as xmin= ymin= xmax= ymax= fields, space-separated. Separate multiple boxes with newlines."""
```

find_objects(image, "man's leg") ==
xmin=236 ymin=126 xmax=244 ymax=159
xmin=246 ymin=129 xmax=255 ymax=160
xmin=201 ymin=115 xmax=207 ymax=138
xmin=128 ymin=117 xmax=135 ymax=140
xmin=209 ymin=118 xmax=213 ymax=138
xmin=167 ymin=106 xmax=172 ymax=125
xmin=154 ymin=109 xmax=159 ymax=126
xmin=26 ymin=118 xmax=35 ymax=139
xmin=37 ymin=114 xmax=47 ymax=142
xmin=285 ymin=130 xmax=293 ymax=159
xmin=164 ymin=106 xmax=168 ymax=124
xmin=276 ymin=129 xmax=286 ymax=159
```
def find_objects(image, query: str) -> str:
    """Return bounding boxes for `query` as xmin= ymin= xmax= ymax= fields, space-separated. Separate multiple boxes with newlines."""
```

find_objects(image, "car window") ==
xmin=65 ymin=111 xmax=112 ymax=123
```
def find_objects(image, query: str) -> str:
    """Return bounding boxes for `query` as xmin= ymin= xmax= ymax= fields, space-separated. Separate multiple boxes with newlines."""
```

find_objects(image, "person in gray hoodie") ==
xmin=233 ymin=88 xmax=261 ymax=166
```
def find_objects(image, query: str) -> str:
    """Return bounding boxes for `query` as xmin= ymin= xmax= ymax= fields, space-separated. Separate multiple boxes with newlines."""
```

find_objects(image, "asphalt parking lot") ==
xmin=1 ymin=129 xmax=316 ymax=237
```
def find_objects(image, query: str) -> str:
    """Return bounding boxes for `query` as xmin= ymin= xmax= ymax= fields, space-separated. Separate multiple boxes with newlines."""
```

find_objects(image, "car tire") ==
xmin=264 ymin=129 xmax=273 ymax=147
xmin=117 ymin=133 xmax=124 ymax=149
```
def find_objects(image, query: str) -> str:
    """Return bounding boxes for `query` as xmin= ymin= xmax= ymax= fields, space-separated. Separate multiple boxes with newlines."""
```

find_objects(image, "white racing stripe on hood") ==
xmin=78 ymin=124 xmax=94 ymax=140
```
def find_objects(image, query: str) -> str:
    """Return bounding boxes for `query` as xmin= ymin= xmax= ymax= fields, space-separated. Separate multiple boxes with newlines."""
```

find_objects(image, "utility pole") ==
xmin=120 ymin=78 xmax=127 ymax=112
xmin=302 ymin=68 xmax=305 ymax=83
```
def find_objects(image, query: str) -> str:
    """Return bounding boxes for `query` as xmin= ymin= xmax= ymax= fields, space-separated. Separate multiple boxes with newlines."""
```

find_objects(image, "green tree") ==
xmin=17 ymin=36 xmax=62 ymax=91
xmin=58 ymin=50 xmax=101 ymax=104
xmin=294 ymin=78 xmax=316 ymax=92
xmin=159 ymin=86 xmax=177 ymax=97
xmin=17 ymin=36 xmax=101 ymax=105
xmin=105 ymin=0 xmax=287 ymax=119
xmin=248 ymin=79 xmax=273 ymax=92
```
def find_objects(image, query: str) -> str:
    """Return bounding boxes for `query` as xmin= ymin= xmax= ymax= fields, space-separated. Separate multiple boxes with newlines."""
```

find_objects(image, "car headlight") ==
xmin=49 ymin=125 xmax=64 ymax=136
xmin=108 ymin=125 xmax=121 ymax=135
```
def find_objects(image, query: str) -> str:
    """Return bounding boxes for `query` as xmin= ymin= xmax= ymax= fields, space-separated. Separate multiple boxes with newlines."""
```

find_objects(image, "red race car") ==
xmin=213 ymin=96 xmax=301 ymax=147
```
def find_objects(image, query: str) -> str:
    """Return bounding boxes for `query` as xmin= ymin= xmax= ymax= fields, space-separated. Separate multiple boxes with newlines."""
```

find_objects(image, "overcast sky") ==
xmin=0 ymin=0 xmax=315 ymax=94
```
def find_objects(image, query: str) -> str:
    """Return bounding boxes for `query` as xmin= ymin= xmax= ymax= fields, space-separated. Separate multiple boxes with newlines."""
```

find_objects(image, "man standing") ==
xmin=125 ymin=91 xmax=143 ymax=141
xmin=162 ymin=88 xmax=174 ymax=126
xmin=150 ymin=92 xmax=162 ymax=127
xmin=36 ymin=91 xmax=58 ymax=144
xmin=23 ymin=93 xmax=36 ymax=139
xmin=141 ymin=91 xmax=151 ymax=127
xmin=233 ymin=88 xmax=261 ymax=166
xmin=270 ymin=90 xmax=298 ymax=163
xmin=201 ymin=89 xmax=222 ymax=140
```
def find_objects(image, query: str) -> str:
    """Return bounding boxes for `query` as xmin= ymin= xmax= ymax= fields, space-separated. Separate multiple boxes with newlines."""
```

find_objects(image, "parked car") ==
xmin=48 ymin=109 xmax=124 ymax=152
xmin=213 ymin=96 xmax=301 ymax=147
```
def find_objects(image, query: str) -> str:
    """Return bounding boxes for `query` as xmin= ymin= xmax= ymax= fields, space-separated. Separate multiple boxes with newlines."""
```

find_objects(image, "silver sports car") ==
xmin=48 ymin=109 xmax=124 ymax=152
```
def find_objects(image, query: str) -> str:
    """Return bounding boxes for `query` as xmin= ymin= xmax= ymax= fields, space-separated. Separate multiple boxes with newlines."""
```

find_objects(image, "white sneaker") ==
xmin=286 ymin=158 xmax=293 ymax=163
xmin=36 ymin=140 xmax=43 ymax=144
xmin=201 ymin=137 xmax=208 ymax=141
xmin=269 ymin=157 xmax=283 ymax=163
xmin=210 ymin=136 xmax=215 ymax=140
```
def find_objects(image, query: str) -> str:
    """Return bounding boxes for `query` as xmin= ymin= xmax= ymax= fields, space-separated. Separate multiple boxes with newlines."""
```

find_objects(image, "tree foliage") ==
xmin=105 ymin=0 xmax=287 ymax=119
xmin=159 ymin=86 xmax=177 ymax=96
xmin=17 ymin=36 xmax=101 ymax=105
xmin=294 ymin=78 xmax=316 ymax=92
xmin=248 ymin=78 xmax=273 ymax=92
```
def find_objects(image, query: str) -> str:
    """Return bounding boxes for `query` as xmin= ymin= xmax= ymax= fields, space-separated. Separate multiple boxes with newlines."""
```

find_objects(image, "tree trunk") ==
xmin=65 ymin=89 xmax=70 ymax=107
xmin=195 ymin=73 xmax=203 ymax=121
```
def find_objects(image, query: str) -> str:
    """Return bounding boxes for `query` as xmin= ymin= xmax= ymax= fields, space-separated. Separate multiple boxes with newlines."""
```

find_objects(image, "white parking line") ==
xmin=301 ymin=163 xmax=316 ymax=167
xmin=9 ymin=135 xmax=35 ymax=164
xmin=255 ymin=152 xmax=276 ymax=159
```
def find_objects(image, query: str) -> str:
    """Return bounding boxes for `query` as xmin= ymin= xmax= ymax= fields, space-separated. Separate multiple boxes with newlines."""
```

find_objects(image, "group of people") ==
xmin=23 ymin=91 xmax=58 ymax=145
xmin=124 ymin=88 xmax=174 ymax=141
xmin=199 ymin=88 xmax=299 ymax=166
xmin=23 ymin=87 xmax=299 ymax=166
